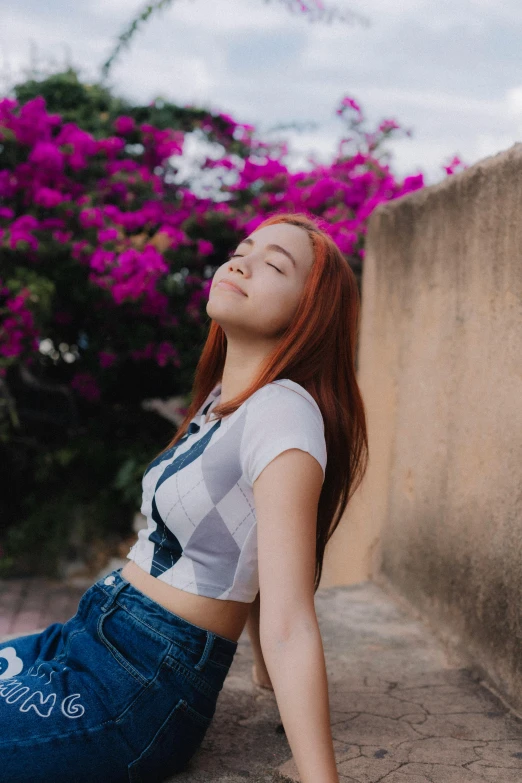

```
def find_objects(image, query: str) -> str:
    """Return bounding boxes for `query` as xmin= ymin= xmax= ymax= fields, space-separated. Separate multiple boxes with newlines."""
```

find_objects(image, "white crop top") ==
xmin=126 ymin=378 xmax=327 ymax=603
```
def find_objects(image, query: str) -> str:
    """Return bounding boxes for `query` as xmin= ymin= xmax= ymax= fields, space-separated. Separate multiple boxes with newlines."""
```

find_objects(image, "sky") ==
xmin=2 ymin=0 xmax=522 ymax=185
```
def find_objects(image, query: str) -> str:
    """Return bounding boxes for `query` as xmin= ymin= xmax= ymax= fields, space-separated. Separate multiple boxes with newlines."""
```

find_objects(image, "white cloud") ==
xmin=474 ymin=132 xmax=521 ymax=161
xmin=90 ymin=0 xmax=289 ymax=30
xmin=506 ymin=86 xmax=522 ymax=116
xmin=2 ymin=0 xmax=522 ymax=188
xmin=348 ymin=86 xmax=500 ymax=115
xmin=113 ymin=52 xmax=216 ymax=105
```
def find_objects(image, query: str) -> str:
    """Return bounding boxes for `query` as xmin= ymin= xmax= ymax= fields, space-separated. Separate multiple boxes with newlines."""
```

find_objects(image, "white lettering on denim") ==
xmin=19 ymin=690 xmax=57 ymax=718
xmin=0 ymin=676 xmax=85 ymax=719
xmin=0 ymin=678 xmax=24 ymax=697
xmin=5 ymin=685 xmax=30 ymax=703
xmin=61 ymin=694 xmax=85 ymax=718
xmin=27 ymin=662 xmax=56 ymax=686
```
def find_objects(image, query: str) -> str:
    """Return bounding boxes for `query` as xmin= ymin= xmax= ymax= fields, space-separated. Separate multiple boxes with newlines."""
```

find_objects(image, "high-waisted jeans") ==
xmin=0 ymin=566 xmax=238 ymax=783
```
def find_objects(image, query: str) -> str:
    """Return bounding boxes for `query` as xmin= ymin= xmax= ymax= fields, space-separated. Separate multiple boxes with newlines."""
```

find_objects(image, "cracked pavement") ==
xmin=1 ymin=577 xmax=521 ymax=782
xmin=177 ymin=581 xmax=522 ymax=783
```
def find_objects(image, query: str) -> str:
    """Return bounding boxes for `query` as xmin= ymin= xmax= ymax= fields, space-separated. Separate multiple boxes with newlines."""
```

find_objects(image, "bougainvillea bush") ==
xmin=0 ymin=70 xmax=464 ymax=576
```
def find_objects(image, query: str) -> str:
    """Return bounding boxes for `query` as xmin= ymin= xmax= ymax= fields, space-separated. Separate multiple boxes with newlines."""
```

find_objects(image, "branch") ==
xmin=264 ymin=0 xmax=370 ymax=26
xmin=100 ymin=0 xmax=178 ymax=81
xmin=100 ymin=0 xmax=370 ymax=79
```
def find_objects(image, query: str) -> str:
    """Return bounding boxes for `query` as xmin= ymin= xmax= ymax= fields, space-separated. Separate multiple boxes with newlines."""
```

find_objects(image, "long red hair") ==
xmin=154 ymin=212 xmax=369 ymax=592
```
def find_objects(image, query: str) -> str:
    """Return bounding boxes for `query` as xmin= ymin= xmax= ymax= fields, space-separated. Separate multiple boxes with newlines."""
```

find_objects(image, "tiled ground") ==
xmin=0 ymin=575 xmax=86 ymax=640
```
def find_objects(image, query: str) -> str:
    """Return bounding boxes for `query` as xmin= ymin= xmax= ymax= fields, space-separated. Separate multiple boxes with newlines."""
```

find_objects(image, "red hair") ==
xmin=155 ymin=211 xmax=369 ymax=592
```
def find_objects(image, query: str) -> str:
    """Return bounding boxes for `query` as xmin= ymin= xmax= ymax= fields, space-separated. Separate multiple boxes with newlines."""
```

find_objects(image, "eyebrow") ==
xmin=238 ymin=237 xmax=297 ymax=269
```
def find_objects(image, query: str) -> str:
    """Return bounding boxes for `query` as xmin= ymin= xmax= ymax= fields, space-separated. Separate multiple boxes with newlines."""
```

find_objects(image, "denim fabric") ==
xmin=0 ymin=567 xmax=238 ymax=783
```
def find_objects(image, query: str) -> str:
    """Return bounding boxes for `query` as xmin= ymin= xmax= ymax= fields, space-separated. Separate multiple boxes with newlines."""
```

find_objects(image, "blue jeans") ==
xmin=0 ymin=567 xmax=238 ymax=783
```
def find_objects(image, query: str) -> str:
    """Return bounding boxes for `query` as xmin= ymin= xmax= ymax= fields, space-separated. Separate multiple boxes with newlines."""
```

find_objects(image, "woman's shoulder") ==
xmin=270 ymin=378 xmax=321 ymax=410
xmin=247 ymin=378 xmax=324 ymax=427
xmin=241 ymin=378 xmax=327 ymax=484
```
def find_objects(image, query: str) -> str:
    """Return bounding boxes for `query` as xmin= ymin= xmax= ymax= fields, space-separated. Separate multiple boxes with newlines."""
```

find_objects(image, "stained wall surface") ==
xmin=320 ymin=143 xmax=522 ymax=710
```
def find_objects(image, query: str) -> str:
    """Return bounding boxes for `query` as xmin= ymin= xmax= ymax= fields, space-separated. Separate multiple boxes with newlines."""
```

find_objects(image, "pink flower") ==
xmin=0 ymin=287 xmax=38 ymax=360
xmin=96 ymin=137 xmax=126 ymax=158
xmin=89 ymin=248 xmax=115 ymax=272
xmin=99 ymin=350 xmax=117 ymax=368
xmin=113 ymin=116 xmax=136 ymax=135
xmin=98 ymin=227 xmax=119 ymax=243
xmin=378 ymin=119 xmax=400 ymax=133
xmin=10 ymin=231 xmax=39 ymax=252
xmin=337 ymin=96 xmax=363 ymax=119
xmin=71 ymin=371 xmax=101 ymax=402
xmin=442 ymin=155 xmax=467 ymax=176
xmin=72 ymin=240 xmax=89 ymax=261
xmin=34 ymin=187 xmax=70 ymax=208
xmin=11 ymin=215 xmax=39 ymax=232
xmin=52 ymin=229 xmax=73 ymax=243
xmin=155 ymin=341 xmax=180 ymax=367
xmin=79 ymin=207 xmax=105 ymax=229
xmin=28 ymin=141 xmax=65 ymax=174
xmin=196 ymin=239 xmax=214 ymax=256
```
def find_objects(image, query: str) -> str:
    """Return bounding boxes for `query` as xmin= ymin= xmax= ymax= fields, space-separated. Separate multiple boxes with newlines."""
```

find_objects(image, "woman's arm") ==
xmin=245 ymin=592 xmax=273 ymax=689
xmin=261 ymin=610 xmax=339 ymax=783
xmin=253 ymin=447 xmax=340 ymax=783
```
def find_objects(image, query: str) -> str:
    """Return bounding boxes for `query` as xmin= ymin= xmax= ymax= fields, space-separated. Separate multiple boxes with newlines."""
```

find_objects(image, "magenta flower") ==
xmin=71 ymin=371 xmax=101 ymax=402
xmin=337 ymin=96 xmax=363 ymax=118
xmin=141 ymin=289 xmax=169 ymax=317
xmin=155 ymin=341 xmax=180 ymax=367
xmin=196 ymin=239 xmax=214 ymax=256
xmin=96 ymin=136 xmax=126 ymax=158
xmin=79 ymin=207 xmax=105 ymax=229
xmin=0 ymin=90 xmax=442 ymax=405
xmin=442 ymin=155 xmax=467 ymax=175
xmin=55 ymin=124 xmax=98 ymax=171
xmin=89 ymin=248 xmax=116 ymax=273
xmin=9 ymin=231 xmax=39 ymax=252
xmin=52 ymin=229 xmax=73 ymax=243
xmin=113 ymin=116 xmax=136 ymax=135
xmin=99 ymin=350 xmax=117 ymax=368
xmin=34 ymin=187 xmax=70 ymax=208
xmin=0 ymin=286 xmax=39 ymax=361
xmin=28 ymin=141 xmax=65 ymax=174
xmin=98 ymin=227 xmax=119 ymax=244
xmin=71 ymin=240 xmax=89 ymax=262
xmin=378 ymin=119 xmax=400 ymax=133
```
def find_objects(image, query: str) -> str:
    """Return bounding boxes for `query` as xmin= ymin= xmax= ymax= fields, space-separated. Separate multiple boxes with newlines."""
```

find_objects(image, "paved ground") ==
xmin=1 ymin=575 xmax=522 ymax=782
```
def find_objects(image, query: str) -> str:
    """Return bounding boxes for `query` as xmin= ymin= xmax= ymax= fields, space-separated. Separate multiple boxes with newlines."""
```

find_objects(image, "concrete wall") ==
xmin=321 ymin=143 xmax=522 ymax=710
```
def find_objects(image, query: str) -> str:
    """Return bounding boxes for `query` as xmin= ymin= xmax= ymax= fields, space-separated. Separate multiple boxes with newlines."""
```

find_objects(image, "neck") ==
xmin=218 ymin=337 xmax=278 ymax=405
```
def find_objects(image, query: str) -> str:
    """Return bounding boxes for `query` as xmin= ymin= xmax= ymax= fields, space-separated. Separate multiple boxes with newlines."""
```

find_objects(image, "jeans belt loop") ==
xmin=194 ymin=630 xmax=215 ymax=672
xmin=100 ymin=576 xmax=129 ymax=612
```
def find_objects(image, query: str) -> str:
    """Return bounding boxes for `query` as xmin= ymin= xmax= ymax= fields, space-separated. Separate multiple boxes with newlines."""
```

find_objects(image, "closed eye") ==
xmin=227 ymin=253 xmax=283 ymax=274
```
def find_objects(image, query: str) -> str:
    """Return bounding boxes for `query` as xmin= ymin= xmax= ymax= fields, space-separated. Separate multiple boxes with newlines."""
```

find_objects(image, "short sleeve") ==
xmin=240 ymin=383 xmax=327 ymax=487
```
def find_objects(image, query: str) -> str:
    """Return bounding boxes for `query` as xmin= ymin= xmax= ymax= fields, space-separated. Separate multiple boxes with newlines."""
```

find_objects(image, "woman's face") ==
xmin=207 ymin=223 xmax=314 ymax=340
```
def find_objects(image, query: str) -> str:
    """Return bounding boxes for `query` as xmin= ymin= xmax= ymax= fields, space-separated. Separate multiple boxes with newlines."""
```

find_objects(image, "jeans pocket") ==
xmin=96 ymin=604 xmax=170 ymax=687
xmin=128 ymin=696 xmax=213 ymax=783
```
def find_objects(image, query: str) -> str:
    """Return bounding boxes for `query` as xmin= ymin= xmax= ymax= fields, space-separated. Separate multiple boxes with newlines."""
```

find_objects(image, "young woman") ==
xmin=0 ymin=212 xmax=368 ymax=783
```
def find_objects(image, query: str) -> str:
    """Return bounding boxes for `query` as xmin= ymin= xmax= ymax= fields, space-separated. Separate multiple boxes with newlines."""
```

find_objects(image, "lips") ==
xmin=216 ymin=279 xmax=247 ymax=296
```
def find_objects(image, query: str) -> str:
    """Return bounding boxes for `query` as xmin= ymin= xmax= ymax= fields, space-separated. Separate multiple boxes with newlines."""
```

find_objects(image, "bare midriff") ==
xmin=121 ymin=560 xmax=252 ymax=643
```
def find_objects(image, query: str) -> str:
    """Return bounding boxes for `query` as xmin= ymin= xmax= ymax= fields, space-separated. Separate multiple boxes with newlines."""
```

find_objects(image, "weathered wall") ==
xmin=321 ymin=143 xmax=522 ymax=710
